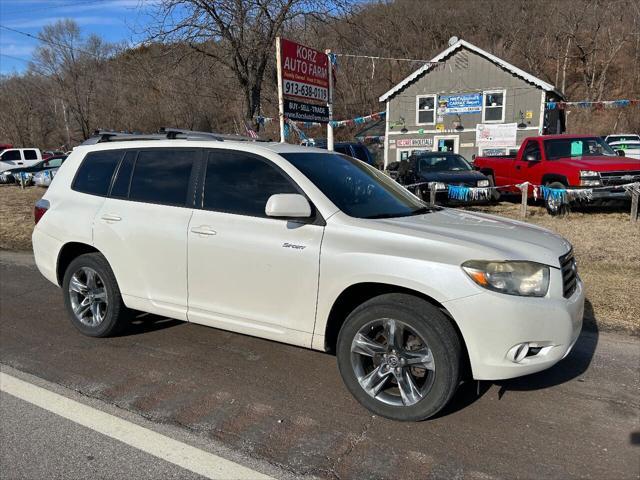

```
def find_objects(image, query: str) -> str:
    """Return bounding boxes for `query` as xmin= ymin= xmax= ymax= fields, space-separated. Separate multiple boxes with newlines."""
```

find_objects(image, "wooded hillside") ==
xmin=1 ymin=0 xmax=638 ymax=148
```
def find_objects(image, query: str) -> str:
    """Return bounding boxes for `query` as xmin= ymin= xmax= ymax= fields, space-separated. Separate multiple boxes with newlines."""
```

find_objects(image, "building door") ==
xmin=433 ymin=135 xmax=459 ymax=153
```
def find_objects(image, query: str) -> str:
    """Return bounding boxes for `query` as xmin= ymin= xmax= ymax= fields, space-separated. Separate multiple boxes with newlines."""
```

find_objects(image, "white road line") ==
xmin=0 ymin=372 xmax=273 ymax=480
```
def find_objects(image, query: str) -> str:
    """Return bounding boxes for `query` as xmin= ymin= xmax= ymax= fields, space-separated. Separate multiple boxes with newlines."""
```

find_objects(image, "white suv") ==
xmin=32 ymin=130 xmax=584 ymax=421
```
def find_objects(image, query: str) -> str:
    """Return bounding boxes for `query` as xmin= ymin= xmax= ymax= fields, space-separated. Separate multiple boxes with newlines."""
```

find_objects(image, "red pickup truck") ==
xmin=474 ymin=135 xmax=640 ymax=211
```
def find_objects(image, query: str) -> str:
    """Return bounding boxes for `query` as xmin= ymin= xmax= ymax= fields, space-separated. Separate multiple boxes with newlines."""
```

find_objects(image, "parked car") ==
xmin=43 ymin=150 xmax=65 ymax=160
xmin=604 ymin=133 xmax=640 ymax=145
xmin=302 ymin=139 xmax=376 ymax=166
xmin=474 ymin=135 xmax=640 ymax=214
xmin=388 ymin=152 xmax=496 ymax=202
xmin=0 ymin=155 xmax=67 ymax=183
xmin=33 ymin=167 xmax=59 ymax=187
xmin=0 ymin=148 xmax=43 ymax=171
xmin=608 ymin=140 xmax=640 ymax=160
xmin=33 ymin=130 xmax=584 ymax=421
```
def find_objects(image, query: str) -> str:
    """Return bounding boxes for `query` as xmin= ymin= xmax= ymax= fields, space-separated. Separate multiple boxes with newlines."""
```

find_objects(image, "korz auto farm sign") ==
xmin=279 ymin=38 xmax=329 ymax=103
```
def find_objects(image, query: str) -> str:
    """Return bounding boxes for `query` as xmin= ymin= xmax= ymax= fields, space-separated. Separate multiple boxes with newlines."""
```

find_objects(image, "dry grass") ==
xmin=0 ymin=185 xmax=42 ymax=251
xmin=1 ymin=185 xmax=638 ymax=334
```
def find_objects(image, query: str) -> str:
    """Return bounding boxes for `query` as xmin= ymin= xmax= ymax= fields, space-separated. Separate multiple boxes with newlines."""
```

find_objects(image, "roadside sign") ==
xmin=276 ymin=37 xmax=334 ymax=144
xmin=280 ymin=38 xmax=329 ymax=102
xmin=284 ymin=99 xmax=329 ymax=123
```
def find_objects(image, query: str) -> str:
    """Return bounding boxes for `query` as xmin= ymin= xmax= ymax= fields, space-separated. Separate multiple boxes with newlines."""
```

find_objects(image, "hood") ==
xmin=560 ymin=156 xmax=640 ymax=171
xmin=417 ymin=170 xmax=487 ymax=185
xmin=368 ymin=208 xmax=571 ymax=268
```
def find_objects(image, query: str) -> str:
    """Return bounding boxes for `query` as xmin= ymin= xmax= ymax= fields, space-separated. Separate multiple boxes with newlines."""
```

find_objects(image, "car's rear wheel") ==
xmin=337 ymin=293 xmax=461 ymax=421
xmin=62 ymin=253 xmax=129 ymax=337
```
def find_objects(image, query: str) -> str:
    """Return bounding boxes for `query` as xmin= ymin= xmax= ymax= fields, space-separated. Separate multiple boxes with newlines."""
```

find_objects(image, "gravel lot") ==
xmin=1 ymin=185 xmax=638 ymax=334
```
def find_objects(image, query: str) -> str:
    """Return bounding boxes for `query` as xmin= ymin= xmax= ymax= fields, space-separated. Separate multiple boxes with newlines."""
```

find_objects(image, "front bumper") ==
xmin=589 ymin=187 xmax=633 ymax=200
xmin=444 ymin=272 xmax=585 ymax=380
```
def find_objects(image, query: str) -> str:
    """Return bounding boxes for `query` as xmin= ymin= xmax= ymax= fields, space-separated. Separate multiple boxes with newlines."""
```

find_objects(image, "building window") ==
xmin=416 ymin=95 xmax=436 ymax=125
xmin=482 ymin=90 xmax=505 ymax=123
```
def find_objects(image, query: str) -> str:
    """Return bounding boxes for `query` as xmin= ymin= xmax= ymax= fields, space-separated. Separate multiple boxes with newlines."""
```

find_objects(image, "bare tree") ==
xmin=146 ymin=0 xmax=348 ymax=129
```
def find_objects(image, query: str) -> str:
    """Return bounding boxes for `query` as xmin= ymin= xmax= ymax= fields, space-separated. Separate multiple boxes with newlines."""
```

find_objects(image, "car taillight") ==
xmin=34 ymin=199 xmax=50 ymax=224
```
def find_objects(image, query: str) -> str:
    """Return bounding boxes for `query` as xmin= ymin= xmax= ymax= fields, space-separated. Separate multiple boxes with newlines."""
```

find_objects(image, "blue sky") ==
xmin=0 ymin=0 xmax=157 ymax=74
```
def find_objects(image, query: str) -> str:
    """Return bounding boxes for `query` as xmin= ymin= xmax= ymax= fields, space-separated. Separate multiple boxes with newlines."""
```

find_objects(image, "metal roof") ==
xmin=379 ymin=39 xmax=564 ymax=102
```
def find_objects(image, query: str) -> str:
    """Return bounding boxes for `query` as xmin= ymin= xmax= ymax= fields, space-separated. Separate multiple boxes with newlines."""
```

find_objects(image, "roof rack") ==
xmin=81 ymin=128 xmax=260 ymax=145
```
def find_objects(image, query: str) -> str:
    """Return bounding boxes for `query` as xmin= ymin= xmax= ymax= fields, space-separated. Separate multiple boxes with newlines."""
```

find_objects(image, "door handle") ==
xmin=190 ymin=225 xmax=217 ymax=236
xmin=101 ymin=214 xmax=122 ymax=222
xmin=515 ymin=165 xmax=521 ymax=170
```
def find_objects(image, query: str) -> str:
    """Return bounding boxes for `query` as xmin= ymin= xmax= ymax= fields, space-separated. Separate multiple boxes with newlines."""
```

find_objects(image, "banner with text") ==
xmin=284 ymin=99 xmax=329 ymax=123
xmin=280 ymin=38 xmax=329 ymax=103
xmin=437 ymin=93 xmax=482 ymax=115
xmin=476 ymin=123 xmax=518 ymax=148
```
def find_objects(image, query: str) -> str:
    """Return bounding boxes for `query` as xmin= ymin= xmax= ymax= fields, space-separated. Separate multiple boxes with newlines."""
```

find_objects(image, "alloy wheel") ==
xmin=68 ymin=267 xmax=108 ymax=327
xmin=350 ymin=318 xmax=436 ymax=407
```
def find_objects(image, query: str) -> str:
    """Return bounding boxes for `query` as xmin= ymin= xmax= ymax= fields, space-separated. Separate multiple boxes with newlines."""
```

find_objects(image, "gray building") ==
xmin=380 ymin=39 xmax=565 ymax=168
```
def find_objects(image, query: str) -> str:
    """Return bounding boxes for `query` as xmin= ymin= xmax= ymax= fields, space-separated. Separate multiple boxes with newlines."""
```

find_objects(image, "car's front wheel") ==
xmin=62 ymin=253 xmax=130 ymax=337
xmin=337 ymin=293 xmax=461 ymax=421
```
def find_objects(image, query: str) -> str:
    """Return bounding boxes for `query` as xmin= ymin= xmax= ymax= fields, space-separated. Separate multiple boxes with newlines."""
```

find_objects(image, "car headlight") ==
xmin=477 ymin=179 xmax=490 ymax=187
xmin=462 ymin=260 xmax=550 ymax=297
xmin=579 ymin=170 xmax=601 ymax=186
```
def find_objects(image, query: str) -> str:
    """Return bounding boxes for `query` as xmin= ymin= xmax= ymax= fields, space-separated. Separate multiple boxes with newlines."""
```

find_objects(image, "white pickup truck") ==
xmin=0 ymin=148 xmax=43 ymax=171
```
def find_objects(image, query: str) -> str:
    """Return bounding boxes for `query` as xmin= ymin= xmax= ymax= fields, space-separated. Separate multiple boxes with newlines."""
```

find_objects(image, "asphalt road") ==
xmin=1 ymin=252 xmax=639 ymax=479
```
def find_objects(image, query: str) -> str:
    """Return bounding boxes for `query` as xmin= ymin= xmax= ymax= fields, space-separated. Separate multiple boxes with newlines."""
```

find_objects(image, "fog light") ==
xmin=507 ymin=343 xmax=529 ymax=363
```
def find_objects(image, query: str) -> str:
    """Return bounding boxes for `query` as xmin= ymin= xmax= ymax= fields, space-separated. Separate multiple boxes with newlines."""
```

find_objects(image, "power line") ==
xmin=0 ymin=53 xmax=32 ymax=64
xmin=0 ymin=0 xmax=125 ymax=18
xmin=334 ymin=53 xmax=441 ymax=64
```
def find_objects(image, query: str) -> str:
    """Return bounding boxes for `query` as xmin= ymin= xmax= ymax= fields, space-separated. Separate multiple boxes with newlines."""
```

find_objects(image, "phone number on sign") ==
xmin=283 ymin=79 xmax=328 ymax=102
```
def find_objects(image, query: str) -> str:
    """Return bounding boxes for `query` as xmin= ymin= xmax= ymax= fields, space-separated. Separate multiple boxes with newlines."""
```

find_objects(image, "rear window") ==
xmin=128 ymin=149 xmax=195 ymax=207
xmin=73 ymin=150 xmax=123 ymax=196
xmin=351 ymin=145 xmax=371 ymax=163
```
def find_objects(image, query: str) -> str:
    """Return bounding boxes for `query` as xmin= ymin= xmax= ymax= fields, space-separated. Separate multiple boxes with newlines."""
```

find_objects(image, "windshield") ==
xmin=416 ymin=154 xmax=472 ymax=172
xmin=282 ymin=152 xmax=430 ymax=219
xmin=544 ymin=137 xmax=617 ymax=160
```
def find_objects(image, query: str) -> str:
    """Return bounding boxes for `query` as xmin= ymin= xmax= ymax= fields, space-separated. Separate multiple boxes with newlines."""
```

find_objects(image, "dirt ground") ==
xmin=1 ymin=185 xmax=638 ymax=334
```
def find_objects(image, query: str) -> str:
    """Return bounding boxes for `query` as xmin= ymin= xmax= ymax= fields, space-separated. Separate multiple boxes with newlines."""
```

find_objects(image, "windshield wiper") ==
xmin=364 ymin=206 xmax=436 ymax=219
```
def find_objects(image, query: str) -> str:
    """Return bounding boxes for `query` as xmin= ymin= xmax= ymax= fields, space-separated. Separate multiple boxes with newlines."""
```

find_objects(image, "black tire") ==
xmin=62 ymin=252 xmax=130 ymax=337
xmin=488 ymin=175 xmax=501 ymax=202
xmin=336 ymin=293 xmax=461 ymax=421
xmin=545 ymin=181 xmax=569 ymax=216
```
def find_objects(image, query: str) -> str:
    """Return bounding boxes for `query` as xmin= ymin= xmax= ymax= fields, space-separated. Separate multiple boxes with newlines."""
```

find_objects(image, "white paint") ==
xmin=0 ymin=372 xmax=273 ymax=480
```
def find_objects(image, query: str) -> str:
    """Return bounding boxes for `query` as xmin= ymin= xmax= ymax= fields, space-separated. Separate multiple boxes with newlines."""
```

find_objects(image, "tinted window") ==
xmin=284 ymin=152 xmax=428 ymax=219
xmin=351 ymin=145 xmax=371 ymax=163
xmin=417 ymin=154 xmax=471 ymax=171
xmin=1 ymin=150 xmax=21 ymax=161
xmin=110 ymin=151 xmax=136 ymax=198
xmin=335 ymin=145 xmax=351 ymax=156
xmin=73 ymin=150 xmax=123 ymax=196
xmin=24 ymin=150 xmax=38 ymax=160
xmin=129 ymin=149 xmax=195 ymax=207
xmin=204 ymin=151 xmax=297 ymax=217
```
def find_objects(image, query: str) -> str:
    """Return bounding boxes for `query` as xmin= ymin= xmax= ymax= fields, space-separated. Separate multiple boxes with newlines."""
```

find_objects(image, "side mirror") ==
xmin=525 ymin=153 xmax=538 ymax=162
xmin=265 ymin=194 xmax=312 ymax=218
xmin=616 ymin=149 xmax=625 ymax=157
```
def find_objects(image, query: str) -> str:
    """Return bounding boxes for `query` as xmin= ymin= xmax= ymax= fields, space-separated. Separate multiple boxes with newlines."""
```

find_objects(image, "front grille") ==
xmin=599 ymin=170 xmax=640 ymax=186
xmin=560 ymin=250 xmax=578 ymax=298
